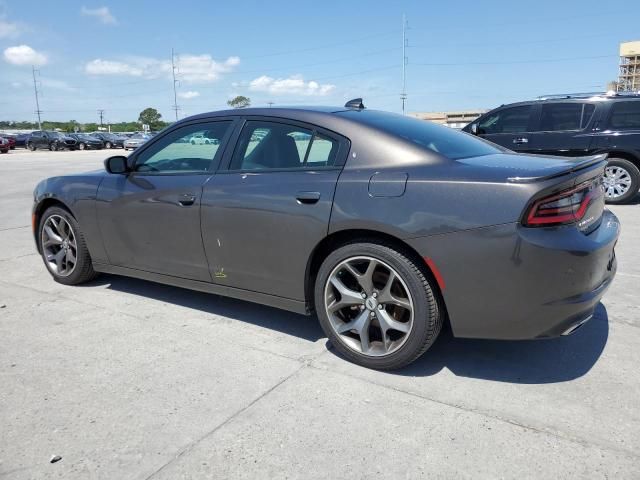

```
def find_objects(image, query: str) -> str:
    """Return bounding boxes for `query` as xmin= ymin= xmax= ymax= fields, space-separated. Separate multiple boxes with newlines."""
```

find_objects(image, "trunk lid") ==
xmin=457 ymin=153 xmax=607 ymax=183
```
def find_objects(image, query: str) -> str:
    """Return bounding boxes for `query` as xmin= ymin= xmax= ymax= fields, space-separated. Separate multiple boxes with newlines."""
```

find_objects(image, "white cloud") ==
xmin=178 ymin=90 xmax=200 ymax=99
xmin=3 ymin=45 xmax=47 ymax=66
xmin=81 ymin=6 xmax=117 ymax=25
xmin=84 ymin=54 xmax=239 ymax=83
xmin=248 ymin=75 xmax=335 ymax=96
xmin=85 ymin=58 xmax=143 ymax=76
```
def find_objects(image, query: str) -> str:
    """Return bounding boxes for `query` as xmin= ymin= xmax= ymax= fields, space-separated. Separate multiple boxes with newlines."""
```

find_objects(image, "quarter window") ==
xmin=135 ymin=121 xmax=231 ymax=173
xmin=230 ymin=121 xmax=338 ymax=171
xmin=608 ymin=101 xmax=640 ymax=130
xmin=478 ymin=105 xmax=532 ymax=134
xmin=538 ymin=103 xmax=595 ymax=131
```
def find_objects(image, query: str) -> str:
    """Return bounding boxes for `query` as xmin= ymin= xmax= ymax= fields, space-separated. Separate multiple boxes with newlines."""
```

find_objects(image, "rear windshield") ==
xmin=339 ymin=110 xmax=502 ymax=159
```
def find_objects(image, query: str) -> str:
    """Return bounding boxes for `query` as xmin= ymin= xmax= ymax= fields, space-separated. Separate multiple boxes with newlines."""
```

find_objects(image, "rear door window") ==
xmin=538 ymin=103 xmax=594 ymax=131
xmin=478 ymin=105 xmax=532 ymax=134
xmin=608 ymin=101 xmax=640 ymax=130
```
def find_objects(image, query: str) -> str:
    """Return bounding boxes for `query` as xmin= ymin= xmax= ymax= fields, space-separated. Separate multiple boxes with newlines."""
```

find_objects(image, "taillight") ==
xmin=524 ymin=176 xmax=604 ymax=227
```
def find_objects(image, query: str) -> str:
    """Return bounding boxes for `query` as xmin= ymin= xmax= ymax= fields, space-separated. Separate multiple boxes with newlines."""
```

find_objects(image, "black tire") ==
xmin=38 ymin=206 xmax=98 ymax=285
xmin=604 ymin=158 xmax=640 ymax=204
xmin=79 ymin=143 xmax=86 ymax=150
xmin=0 ymin=149 xmax=7 ymax=154
xmin=105 ymin=141 xmax=112 ymax=149
xmin=314 ymin=242 xmax=442 ymax=370
xmin=49 ymin=143 xmax=57 ymax=152
xmin=27 ymin=142 xmax=36 ymax=151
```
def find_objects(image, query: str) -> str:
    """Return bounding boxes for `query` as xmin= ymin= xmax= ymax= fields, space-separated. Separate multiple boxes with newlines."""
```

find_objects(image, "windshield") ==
xmin=339 ymin=110 xmax=503 ymax=160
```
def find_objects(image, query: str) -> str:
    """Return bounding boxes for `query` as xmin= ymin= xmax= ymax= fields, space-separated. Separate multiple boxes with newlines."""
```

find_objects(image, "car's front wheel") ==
xmin=38 ymin=206 xmax=98 ymax=285
xmin=27 ymin=142 xmax=36 ymax=151
xmin=105 ymin=141 xmax=112 ymax=149
xmin=604 ymin=158 xmax=640 ymax=204
xmin=314 ymin=242 xmax=442 ymax=370
xmin=78 ymin=142 xmax=86 ymax=150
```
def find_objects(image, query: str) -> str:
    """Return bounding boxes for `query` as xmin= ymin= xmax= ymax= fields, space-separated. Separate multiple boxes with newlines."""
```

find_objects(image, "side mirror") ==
xmin=104 ymin=155 xmax=129 ymax=174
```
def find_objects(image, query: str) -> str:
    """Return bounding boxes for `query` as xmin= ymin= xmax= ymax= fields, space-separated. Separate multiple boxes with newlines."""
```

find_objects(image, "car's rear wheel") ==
xmin=315 ymin=242 xmax=442 ymax=370
xmin=604 ymin=158 xmax=640 ymax=204
xmin=38 ymin=206 xmax=98 ymax=285
xmin=49 ymin=143 xmax=57 ymax=152
xmin=105 ymin=141 xmax=112 ymax=149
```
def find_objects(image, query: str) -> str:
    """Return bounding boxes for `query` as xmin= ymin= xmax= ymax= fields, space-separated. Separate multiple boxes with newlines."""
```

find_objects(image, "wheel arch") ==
xmin=33 ymin=197 xmax=76 ymax=253
xmin=603 ymin=150 xmax=640 ymax=169
xmin=305 ymin=229 xmax=448 ymax=319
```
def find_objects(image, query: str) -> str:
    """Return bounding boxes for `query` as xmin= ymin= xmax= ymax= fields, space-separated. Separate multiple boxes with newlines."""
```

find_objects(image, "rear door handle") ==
xmin=513 ymin=137 xmax=529 ymax=144
xmin=296 ymin=191 xmax=321 ymax=204
xmin=178 ymin=193 xmax=197 ymax=206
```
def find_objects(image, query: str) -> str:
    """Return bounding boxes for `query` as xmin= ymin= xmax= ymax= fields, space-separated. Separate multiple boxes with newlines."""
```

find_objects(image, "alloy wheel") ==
xmin=41 ymin=214 xmax=77 ymax=277
xmin=604 ymin=165 xmax=632 ymax=199
xmin=324 ymin=256 xmax=414 ymax=357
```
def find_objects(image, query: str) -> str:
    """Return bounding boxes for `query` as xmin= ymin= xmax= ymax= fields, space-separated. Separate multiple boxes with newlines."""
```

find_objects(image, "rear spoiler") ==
xmin=507 ymin=154 xmax=608 ymax=183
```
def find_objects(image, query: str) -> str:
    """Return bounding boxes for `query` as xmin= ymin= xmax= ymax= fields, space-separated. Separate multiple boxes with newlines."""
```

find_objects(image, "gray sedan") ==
xmin=31 ymin=100 xmax=618 ymax=370
xmin=123 ymin=133 xmax=151 ymax=150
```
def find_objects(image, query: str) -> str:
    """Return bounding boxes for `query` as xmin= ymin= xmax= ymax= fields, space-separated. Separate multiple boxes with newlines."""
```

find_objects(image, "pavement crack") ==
xmin=307 ymin=362 xmax=640 ymax=461
xmin=144 ymin=364 xmax=305 ymax=480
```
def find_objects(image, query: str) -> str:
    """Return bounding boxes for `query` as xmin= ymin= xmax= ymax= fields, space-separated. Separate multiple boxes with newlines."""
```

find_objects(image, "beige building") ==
xmin=618 ymin=41 xmax=640 ymax=92
xmin=408 ymin=110 xmax=487 ymax=129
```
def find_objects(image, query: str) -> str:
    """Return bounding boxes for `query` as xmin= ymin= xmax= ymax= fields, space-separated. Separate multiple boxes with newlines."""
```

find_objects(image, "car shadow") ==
xmin=89 ymin=274 xmax=324 ymax=343
xmin=389 ymin=302 xmax=610 ymax=384
xmin=92 ymin=274 xmax=609 ymax=384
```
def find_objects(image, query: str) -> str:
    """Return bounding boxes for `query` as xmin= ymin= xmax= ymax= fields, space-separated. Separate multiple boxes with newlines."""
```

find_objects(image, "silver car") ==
xmin=123 ymin=133 xmax=151 ymax=151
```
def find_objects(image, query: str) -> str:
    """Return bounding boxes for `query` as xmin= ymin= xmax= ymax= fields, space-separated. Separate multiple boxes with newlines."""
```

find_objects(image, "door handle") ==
xmin=178 ymin=193 xmax=196 ymax=206
xmin=513 ymin=137 xmax=529 ymax=144
xmin=296 ymin=191 xmax=321 ymax=204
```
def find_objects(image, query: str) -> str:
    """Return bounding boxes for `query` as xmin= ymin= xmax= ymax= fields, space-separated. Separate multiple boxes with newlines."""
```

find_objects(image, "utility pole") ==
xmin=401 ymin=14 xmax=408 ymax=115
xmin=171 ymin=48 xmax=180 ymax=121
xmin=267 ymin=101 xmax=274 ymax=108
xmin=31 ymin=65 xmax=42 ymax=130
xmin=97 ymin=109 xmax=105 ymax=127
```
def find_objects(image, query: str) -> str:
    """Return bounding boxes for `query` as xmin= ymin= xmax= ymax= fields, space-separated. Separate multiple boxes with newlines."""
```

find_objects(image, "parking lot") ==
xmin=1 ymin=148 xmax=639 ymax=478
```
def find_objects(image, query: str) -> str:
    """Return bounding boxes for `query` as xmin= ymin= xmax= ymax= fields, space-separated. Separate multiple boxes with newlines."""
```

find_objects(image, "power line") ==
xmin=31 ymin=66 xmax=42 ymax=130
xmin=411 ymin=54 xmax=616 ymax=67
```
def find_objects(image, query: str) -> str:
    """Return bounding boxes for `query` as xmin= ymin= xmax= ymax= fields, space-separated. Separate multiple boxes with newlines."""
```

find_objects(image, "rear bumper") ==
xmin=407 ymin=210 xmax=619 ymax=340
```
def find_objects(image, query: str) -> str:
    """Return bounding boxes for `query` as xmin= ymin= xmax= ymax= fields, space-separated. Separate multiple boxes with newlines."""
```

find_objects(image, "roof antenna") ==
xmin=344 ymin=98 xmax=365 ymax=109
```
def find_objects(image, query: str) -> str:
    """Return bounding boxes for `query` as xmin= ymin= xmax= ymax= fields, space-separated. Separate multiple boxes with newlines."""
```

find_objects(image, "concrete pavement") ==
xmin=1 ymin=149 xmax=639 ymax=479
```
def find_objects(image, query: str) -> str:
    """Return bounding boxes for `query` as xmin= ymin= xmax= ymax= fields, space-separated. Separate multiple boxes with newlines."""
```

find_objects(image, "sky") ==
xmin=0 ymin=0 xmax=638 ymax=124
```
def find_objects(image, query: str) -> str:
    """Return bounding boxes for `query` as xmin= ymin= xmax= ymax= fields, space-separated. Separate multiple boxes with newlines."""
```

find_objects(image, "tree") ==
xmin=227 ymin=96 xmax=251 ymax=109
xmin=138 ymin=108 xmax=163 ymax=129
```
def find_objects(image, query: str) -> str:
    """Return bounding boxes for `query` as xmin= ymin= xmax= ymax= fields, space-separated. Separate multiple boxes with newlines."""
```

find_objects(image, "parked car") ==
xmin=464 ymin=92 xmax=640 ymax=204
xmin=27 ymin=131 xmax=77 ymax=151
xmin=123 ymin=133 xmax=151 ymax=150
xmin=189 ymin=133 xmax=219 ymax=145
xmin=0 ymin=137 xmax=9 ymax=153
xmin=68 ymin=133 xmax=104 ymax=150
xmin=13 ymin=133 xmax=31 ymax=148
xmin=91 ymin=132 xmax=124 ymax=149
xmin=32 ymin=100 xmax=618 ymax=370
xmin=2 ymin=135 xmax=16 ymax=149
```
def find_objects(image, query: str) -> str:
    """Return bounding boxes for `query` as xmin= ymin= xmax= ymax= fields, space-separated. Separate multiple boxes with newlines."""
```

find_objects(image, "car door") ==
xmin=475 ymin=104 xmax=536 ymax=152
xmin=96 ymin=119 xmax=235 ymax=281
xmin=201 ymin=118 xmax=349 ymax=300
xmin=526 ymin=101 xmax=599 ymax=156
xmin=592 ymin=100 xmax=640 ymax=154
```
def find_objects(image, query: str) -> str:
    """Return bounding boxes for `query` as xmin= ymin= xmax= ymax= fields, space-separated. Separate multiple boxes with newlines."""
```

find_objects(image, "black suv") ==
xmin=26 ymin=131 xmax=78 ymax=151
xmin=464 ymin=93 xmax=640 ymax=204
xmin=91 ymin=132 xmax=125 ymax=149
